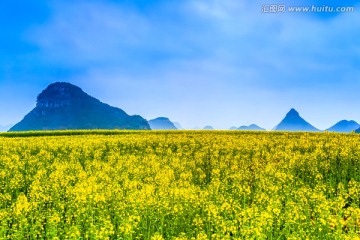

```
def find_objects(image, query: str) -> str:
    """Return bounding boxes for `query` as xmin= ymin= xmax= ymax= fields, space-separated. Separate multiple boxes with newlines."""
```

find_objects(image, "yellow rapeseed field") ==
xmin=1 ymin=130 xmax=360 ymax=239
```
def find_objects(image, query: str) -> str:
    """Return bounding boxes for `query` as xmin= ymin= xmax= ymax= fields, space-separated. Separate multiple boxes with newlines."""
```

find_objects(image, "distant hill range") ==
xmin=327 ymin=120 xmax=359 ymax=133
xmin=203 ymin=126 xmax=214 ymax=130
xmin=238 ymin=124 xmax=265 ymax=131
xmin=229 ymin=126 xmax=238 ymax=130
xmin=9 ymin=82 xmax=150 ymax=131
xmin=273 ymin=108 xmax=319 ymax=132
xmin=148 ymin=117 xmax=177 ymax=130
xmin=173 ymin=122 xmax=183 ymax=130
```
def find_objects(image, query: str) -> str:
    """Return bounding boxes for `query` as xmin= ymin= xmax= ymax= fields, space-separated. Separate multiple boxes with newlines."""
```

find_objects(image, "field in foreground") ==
xmin=1 ymin=131 xmax=360 ymax=239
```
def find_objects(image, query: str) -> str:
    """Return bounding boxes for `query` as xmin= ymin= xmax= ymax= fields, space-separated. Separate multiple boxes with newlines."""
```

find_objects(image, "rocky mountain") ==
xmin=148 ymin=117 xmax=177 ymax=130
xmin=238 ymin=124 xmax=265 ymax=131
xmin=273 ymin=108 xmax=319 ymax=132
xmin=203 ymin=126 xmax=214 ymax=130
xmin=327 ymin=120 xmax=359 ymax=132
xmin=10 ymin=82 xmax=150 ymax=131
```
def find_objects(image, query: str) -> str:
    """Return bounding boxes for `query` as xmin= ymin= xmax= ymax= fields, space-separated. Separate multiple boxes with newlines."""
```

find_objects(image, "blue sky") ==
xmin=0 ymin=0 xmax=359 ymax=129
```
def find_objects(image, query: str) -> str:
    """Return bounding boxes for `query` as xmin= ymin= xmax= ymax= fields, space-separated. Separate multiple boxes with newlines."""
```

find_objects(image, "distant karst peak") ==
xmin=148 ymin=117 xmax=177 ymax=130
xmin=273 ymin=108 xmax=319 ymax=132
xmin=10 ymin=82 xmax=150 ymax=131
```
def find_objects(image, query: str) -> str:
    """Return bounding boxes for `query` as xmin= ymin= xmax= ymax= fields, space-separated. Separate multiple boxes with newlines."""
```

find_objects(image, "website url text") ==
xmin=262 ymin=5 xmax=355 ymax=13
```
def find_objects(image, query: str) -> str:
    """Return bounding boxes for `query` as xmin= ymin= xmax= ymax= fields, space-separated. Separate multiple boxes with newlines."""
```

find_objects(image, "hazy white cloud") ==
xmin=30 ymin=1 xmax=150 ymax=66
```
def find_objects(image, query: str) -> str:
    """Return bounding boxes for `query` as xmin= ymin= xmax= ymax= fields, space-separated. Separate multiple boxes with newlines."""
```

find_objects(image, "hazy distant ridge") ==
xmin=327 ymin=120 xmax=359 ymax=132
xmin=238 ymin=124 xmax=265 ymax=131
xmin=148 ymin=117 xmax=177 ymax=130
